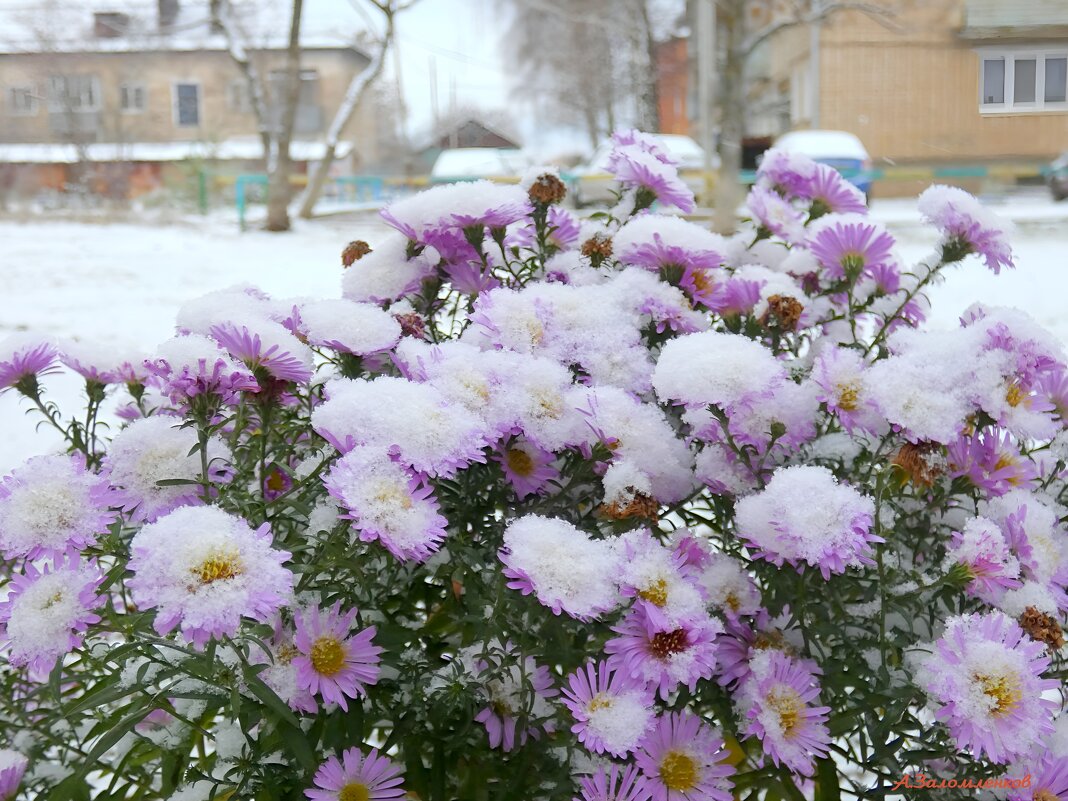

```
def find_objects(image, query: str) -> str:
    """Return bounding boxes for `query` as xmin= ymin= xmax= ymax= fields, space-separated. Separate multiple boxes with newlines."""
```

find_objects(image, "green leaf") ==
xmin=815 ymin=757 xmax=842 ymax=801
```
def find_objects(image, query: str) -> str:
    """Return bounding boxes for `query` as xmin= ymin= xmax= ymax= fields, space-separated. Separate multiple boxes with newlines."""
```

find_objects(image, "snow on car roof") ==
xmin=773 ymin=130 xmax=870 ymax=160
xmin=430 ymin=148 xmax=530 ymax=179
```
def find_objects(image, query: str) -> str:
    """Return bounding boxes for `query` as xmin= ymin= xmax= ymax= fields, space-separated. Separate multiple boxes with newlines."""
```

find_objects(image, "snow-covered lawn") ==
xmin=1 ymin=197 xmax=1066 ymax=471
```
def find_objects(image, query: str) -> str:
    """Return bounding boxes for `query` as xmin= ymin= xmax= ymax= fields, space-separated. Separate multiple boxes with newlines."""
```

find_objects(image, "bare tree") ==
xmin=297 ymin=0 xmax=416 ymax=220
xmin=710 ymin=0 xmax=900 ymax=233
xmin=214 ymin=0 xmax=305 ymax=231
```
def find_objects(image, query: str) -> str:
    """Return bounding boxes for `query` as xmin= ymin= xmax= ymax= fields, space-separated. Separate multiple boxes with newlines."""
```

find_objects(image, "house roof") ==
xmin=421 ymin=118 xmax=522 ymax=153
xmin=961 ymin=0 xmax=1068 ymax=40
xmin=0 ymin=0 xmax=368 ymax=55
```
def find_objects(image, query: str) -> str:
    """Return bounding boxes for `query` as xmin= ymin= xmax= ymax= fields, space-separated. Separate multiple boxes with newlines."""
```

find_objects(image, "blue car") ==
xmin=772 ymin=130 xmax=874 ymax=199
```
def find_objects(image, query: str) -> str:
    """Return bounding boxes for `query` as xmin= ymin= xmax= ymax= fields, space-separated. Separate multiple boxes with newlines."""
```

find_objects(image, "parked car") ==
xmin=1048 ymin=150 xmax=1068 ymax=201
xmin=771 ymin=129 xmax=875 ymax=198
xmin=569 ymin=134 xmax=717 ymax=208
xmin=430 ymin=148 xmax=530 ymax=183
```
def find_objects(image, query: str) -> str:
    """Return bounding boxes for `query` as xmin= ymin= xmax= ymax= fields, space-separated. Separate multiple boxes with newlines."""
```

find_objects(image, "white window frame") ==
xmin=978 ymin=46 xmax=1068 ymax=114
xmin=119 ymin=83 xmax=146 ymax=114
xmin=172 ymin=81 xmax=202 ymax=127
xmin=47 ymin=75 xmax=101 ymax=113
xmin=7 ymin=86 xmax=37 ymax=115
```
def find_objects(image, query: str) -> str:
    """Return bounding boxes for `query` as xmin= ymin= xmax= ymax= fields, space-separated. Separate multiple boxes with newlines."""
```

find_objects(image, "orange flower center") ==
xmin=310 ymin=636 xmax=346 ymax=676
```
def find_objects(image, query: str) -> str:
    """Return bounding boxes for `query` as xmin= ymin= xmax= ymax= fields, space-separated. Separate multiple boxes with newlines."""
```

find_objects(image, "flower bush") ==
xmin=0 ymin=129 xmax=1066 ymax=801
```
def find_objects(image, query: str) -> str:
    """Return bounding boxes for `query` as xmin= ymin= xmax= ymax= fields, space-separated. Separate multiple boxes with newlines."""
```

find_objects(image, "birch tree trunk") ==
xmin=265 ymin=0 xmax=305 ymax=232
xmin=713 ymin=0 xmax=746 ymax=234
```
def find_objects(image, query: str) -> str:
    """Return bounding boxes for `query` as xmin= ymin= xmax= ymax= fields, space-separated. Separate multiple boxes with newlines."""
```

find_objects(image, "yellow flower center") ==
xmin=835 ymin=381 xmax=861 ymax=412
xmin=1006 ymin=382 xmax=1025 ymax=408
xmin=767 ymin=686 xmax=803 ymax=737
xmin=371 ymin=479 xmax=413 ymax=510
xmin=659 ymin=750 xmax=698 ymax=791
xmin=338 ymin=783 xmax=370 ymax=801
xmin=192 ymin=551 xmax=242 ymax=585
xmin=975 ymin=673 xmax=1020 ymax=717
xmin=638 ymin=578 xmax=669 ymax=607
xmin=505 ymin=448 xmax=535 ymax=477
xmin=724 ymin=592 xmax=741 ymax=612
xmin=587 ymin=693 xmax=613 ymax=712
xmin=43 ymin=591 xmax=65 ymax=609
xmin=1035 ymin=790 xmax=1059 ymax=801
xmin=310 ymin=636 xmax=346 ymax=676
xmin=276 ymin=643 xmax=299 ymax=666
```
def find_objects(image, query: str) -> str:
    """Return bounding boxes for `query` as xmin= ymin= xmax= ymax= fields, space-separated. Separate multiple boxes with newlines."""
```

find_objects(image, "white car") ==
xmin=569 ymin=134 xmax=717 ymax=208
xmin=430 ymin=148 xmax=531 ymax=183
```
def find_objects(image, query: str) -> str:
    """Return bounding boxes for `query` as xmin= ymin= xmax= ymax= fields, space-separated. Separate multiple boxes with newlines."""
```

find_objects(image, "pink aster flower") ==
xmin=634 ymin=711 xmax=735 ymax=801
xmin=322 ymin=445 xmax=448 ymax=563
xmin=946 ymin=517 xmax=1022 ymax=602
xmin=127 ymin=506 xmax=292 ymax=648
xmin=918 ymin=185 xmax=1014 ymax=273
xmin=251 ymin=616 xmax=318 ymax=714
xmin=0 ymin=452 xmax=118 ymax=560
xmin=576 ymin=764 xmax=654 ymax=801
xmin=494 ymin=439 xmax=559 ymax=499
xmin=0 ymin=554 xmax=104 ymax=680
xmin=947 ymin=427 xmax=1039 ymax=497
xmin=608 ymin=141 xmax=696 ymax=213
xmin=740 ymin=650 xmax=831 ymax=776
xmin=509 ymin=206 xmax=582 ymax=252
xmin=605 ymin=604 xmax=721 ymax=700
xmin=0 ymin=334 xmax=58 ymax=392
xmin=807 ymin=214 xmax=896 ymax=283
xmin=146 ymin=334 xmax=260 ymax=407
xmin=915 ymin=610 xmax=1058 ymax=763
xmin=1008 ymin=756 xmax=1068 ymax=801
xmin=210 ymin=320 xmax=313 ymax=384
xmin=811 ymin=346 xmax=884 ymax=434
xmin=746 ymin=184 xmax=805 ymax=243
xmin=293 ymin=601 xmax=381 ymax=712
xmin=801 ymin=163 xmax=868 ymax=216
xmin=473 ymin=647 xmax=558 ymax=752
xmin=561 ymin=660 xmax=656 ymax=757
xmin=305 ymin=747 xmax=404 ymax=801
xmin=0 ymin=750 xmax=28 ymax=801
xmin=756 ymin=148 xmax=819 ymax=198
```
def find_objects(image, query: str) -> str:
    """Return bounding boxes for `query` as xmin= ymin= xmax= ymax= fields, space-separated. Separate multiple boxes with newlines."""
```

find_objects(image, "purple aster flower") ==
xmin=442 ymin=259 xmax=501 ymax=296
xmin=0 ymin=452 xmax=118 ymax=560
xmin=609 ymin=129 xmax=674 ymax=163
xmin=811 ymin=346 xmax=884 ymax=434
xmin=473 ymin=648 xmax=558 ymax=752
xmin=605 ymin=604 xmax=721 ymax=700
xmin=0 ymin=750 xmax=28 ymax=801
xmin=0 ymin=334 xmax=58 ymax=392
xmin=561 ymin=660 xmax=656 ymax=757
xmin=58 ymin=341 xmax=147 ymax=386
xmin=807 ymin=214 xmax=896 ymax=283
xmin=746 ymin=185 xmax=805 ymax=243
xmin=947 ymin=428 xmax=1039 ymax=497
xmin=1008 ymin=756 xmax=1068 ymax=801
xmin=634 ymin=711 xmax=735 ymax=801
xmin=508 ymin=206 xmax=582 ymax=252
xmin=305 ymin=747 xmax=404 ymax=801
xmin=146 ymin=334 xmax=260 ymax=407
xmin=918 ymin=185 xmax=1015 ymax=273
xmin=756 ymin=148 xmax=819 ymax=198
xmin=734 ymin=465 xmax=880 ymax=579
xmin=947 ymin=517 xmax=1022 ymax=603
xmin=801 ymin=163 xmax=868 ymax=216
xmin=494 ymin=439 xmax=559 ymax=499
xmin=210 ymin=320 xmax=313 ymax=384
xmin=382 ymin=180 xmax=531 ymax=242
xmin=575 ymin=764 xmax=654 ymax=801
xmin=609 ymin=146 xmax=695 ymax=213
xmin=915 ymin=610 xmax=1058 ymax=763
xmin=322 ymin=445 xmax=448 ymax=563
xmin=740 ymin=650 xmax=831 ymax=777
xmin=127 ymin=506 xmax=292 ymax=648
xmin=293 ymin=601 xmax=381 ymax=712
xmin=250 ymin=615 xmax=318 ymax=714
xmin=0 ymin=554 xmax=104 ymax=680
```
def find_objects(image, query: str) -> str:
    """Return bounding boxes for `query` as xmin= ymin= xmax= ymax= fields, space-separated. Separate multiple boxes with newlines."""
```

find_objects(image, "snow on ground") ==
xmin=1 ymin=196 xmax=1066 ymax=471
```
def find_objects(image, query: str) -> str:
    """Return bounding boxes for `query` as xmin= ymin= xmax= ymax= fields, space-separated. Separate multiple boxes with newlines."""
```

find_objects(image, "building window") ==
xmin=7 ymin=86 xmax=37 ymax=115
xmin=120 ymin=83 xmax=146 ymax=113
xmin=173 ymin=82 xmax=200 ymax=126
xmin=980 ymin=50 xmax=1068 ymax=112
xmin=48 ymin=75 xmax=100 ymax=112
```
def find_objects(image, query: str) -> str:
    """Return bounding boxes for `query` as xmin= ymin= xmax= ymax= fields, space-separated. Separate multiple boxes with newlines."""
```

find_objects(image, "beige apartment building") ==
xmin=0 ymin=1 xmax=379 ymax=199
xmin=750 ymin=0 xmax=1068 ymax=172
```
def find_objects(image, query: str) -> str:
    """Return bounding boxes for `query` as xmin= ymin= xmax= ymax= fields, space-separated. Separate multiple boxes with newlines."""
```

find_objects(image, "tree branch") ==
xmin=742 ymin=1 xmax=902 ymax=57
xmin=213 ymin=0 xmax=273 ymax=157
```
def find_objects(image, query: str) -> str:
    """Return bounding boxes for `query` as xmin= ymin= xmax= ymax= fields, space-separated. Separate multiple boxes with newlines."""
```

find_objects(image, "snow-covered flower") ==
xmin=146 ymin=334 xmax=259 ymax=406
xmin=616 ymin=529 xmax=705 ymax=626
xmin=322 ymin=445 xmax=448 ymax=562
xmin=913 ymin=610 xmax=1057 ymax=763
xmin=739 ymin=650 xmax=831 ymax=777
xmin=128 ymin=505 xmax=292 ymax=648
xmin=0 ymin=452 xmax=117 ymax=559
xmin=811 ymin=346 xmax=883 ymax=434
xmin=341 ymin=232 xmax=438 ymax=304
xmin=633 ymin=711 xmax=735 ymax=801
xmin=575 ymin=764 xmax=654 ymax=801
xmin=746 ymin=184 xmax=805 ymax=243
xmin=807 ymin=213 xmax=895 ymax=283
xmin=297 ymin=299 xmax=401 ymax=356
xmin=756 ymin=148 xmax=819 ymax=198
xmin=918 ymin=184 xmax=1015 ymax=273
xmin=293 ymin=601 xmax=381 ymax=712
xmin=607 ymin=131 xmax=696 ymax=213
xmin=58 ymin=340 xmax=146 ymax=385
xmin=105 ymin=415 xmax=232 ymax=522
xmin=613 ymin=215 xmax=726 ymax=274
xmin=694 ymin=551 xmax=762 ymax=622
xmin=251 ymin=616 xmax=317 ymax=714
xmin=0 ymin=750 xmax=28 ymax=801
xmin=305 ymin=747 xmax=404 ymax=801
xmin=0 ymin=555 xmax=104 ymax=679
xmin=734 ymin=465 xmax=879 ymax=579
xmin=947 ymin=427 xmax=1038 ymax=497
xmin=499 ymin=515 xmax=621 ymax=620
xmin=210 ymin=317 xmax=314 ymax=384
xmin=382 ymin=179 xmax=531 ymax=240
xmin=473 ymin=648 xmax=558 ymax=752
xmin=561 ymin=660 xmax=655 ymax=757
xmin=0 ymin=334 xmax=57 ymax=391
xmin=946 ymin=516 xmax=1021 ymax=602
xmin=605 ymin=604 xmax=722 ymax=700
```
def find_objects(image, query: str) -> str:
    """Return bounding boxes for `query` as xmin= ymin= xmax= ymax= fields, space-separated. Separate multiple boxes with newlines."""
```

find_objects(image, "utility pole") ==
xmin=696 ymin=0 xmax=716 ymax=207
